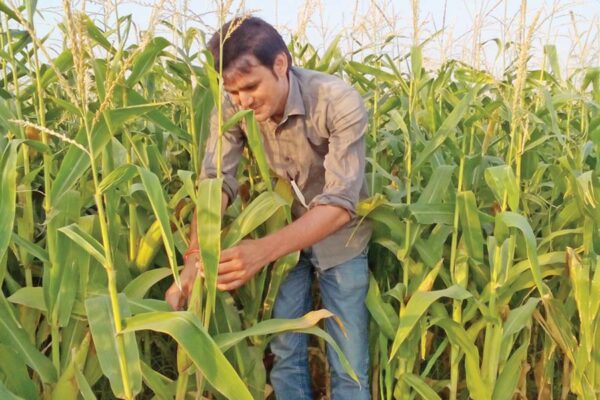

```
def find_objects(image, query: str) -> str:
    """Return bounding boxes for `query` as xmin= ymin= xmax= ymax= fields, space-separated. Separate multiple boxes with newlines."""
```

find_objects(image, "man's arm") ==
xmin=215 ymin=204 xmax=350 ymax=291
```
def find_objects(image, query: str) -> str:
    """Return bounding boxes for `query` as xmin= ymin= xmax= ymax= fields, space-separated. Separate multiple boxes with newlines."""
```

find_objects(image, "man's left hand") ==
xmin=216 ymin=239 xmax=271 ymax=291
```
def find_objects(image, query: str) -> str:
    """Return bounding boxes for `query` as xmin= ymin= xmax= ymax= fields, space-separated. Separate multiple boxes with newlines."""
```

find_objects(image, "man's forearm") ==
xmin=262 ymin=205 xmax=351 ymax=264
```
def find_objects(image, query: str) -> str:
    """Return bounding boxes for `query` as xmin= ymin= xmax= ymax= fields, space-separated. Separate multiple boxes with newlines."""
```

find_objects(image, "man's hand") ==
xmin=216 ymin=239 xmax=271 ymax=291
xmin=165 ymin=255 xmax=201 ymax=310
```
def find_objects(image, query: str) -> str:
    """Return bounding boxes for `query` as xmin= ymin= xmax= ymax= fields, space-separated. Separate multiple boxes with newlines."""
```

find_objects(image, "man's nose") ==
xmin=239 ymin=92 xmax=254 ymax=108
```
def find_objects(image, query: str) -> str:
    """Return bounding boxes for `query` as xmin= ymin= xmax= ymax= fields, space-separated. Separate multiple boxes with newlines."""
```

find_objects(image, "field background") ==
xmin=0 ymin=0 xmax=599 ymax=399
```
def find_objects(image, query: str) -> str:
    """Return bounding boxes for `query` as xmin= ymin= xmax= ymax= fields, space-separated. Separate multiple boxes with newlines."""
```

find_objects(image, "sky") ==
xmin=30 ymin=0 xmax=600 ymax=75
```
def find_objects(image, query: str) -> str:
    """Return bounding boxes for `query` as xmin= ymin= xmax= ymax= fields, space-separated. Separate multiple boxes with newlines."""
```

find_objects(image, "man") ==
xmin=165 ymin=16 xmax=372 ymax=400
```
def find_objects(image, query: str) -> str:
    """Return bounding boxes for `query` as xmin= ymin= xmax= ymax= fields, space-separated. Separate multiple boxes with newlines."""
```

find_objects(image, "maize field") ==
xmin=0 ymin=1 xmax=599 ymax=399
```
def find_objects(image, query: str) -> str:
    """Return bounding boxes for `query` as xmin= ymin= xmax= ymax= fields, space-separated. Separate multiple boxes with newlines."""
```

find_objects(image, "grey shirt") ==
xmin=201 ymin=66 xmax=372 ymax=270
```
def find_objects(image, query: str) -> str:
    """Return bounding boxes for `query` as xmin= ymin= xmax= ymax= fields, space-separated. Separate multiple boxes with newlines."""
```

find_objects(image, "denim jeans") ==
xmin=270 ymin=249 xmax=370 ymax=400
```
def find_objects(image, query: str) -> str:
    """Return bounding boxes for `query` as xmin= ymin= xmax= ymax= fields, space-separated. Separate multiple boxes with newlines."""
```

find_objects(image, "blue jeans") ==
xmin=270 ymin=249 xmax=370 ymax=400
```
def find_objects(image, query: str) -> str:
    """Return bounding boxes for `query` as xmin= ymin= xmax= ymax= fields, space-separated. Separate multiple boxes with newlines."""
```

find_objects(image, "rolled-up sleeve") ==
xmin=308 ymin=85 xmax=368 ymax=217
xmin=200 ymin=100 xmax=245 ymax=202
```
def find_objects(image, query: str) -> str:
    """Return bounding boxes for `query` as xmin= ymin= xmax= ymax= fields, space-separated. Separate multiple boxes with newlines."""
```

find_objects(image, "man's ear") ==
xmin=273 ymin=52 xmax=288 ymax=79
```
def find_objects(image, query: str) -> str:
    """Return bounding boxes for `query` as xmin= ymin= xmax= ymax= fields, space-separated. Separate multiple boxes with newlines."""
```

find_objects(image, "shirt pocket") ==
xmin=305 ymin=127 xmax=329 ymax=157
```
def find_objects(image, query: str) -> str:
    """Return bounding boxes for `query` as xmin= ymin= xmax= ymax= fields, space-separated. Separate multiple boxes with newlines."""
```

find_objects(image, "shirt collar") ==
xmin=282 ymin=67 xmax=306 ymax=120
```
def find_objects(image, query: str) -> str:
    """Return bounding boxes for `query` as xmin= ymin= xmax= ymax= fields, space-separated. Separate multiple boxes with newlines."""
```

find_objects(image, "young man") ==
xmin=165 ymin=17 xmax=372 ymax=400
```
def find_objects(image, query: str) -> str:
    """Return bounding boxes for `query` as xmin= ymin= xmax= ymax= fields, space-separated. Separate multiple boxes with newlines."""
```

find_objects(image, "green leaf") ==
xmin=411 ymin=45 xmax=423 ymax=81
xmin=409 ymin=203 xmax=455 ymax=225
xmin=74 ymin=367 xmax=97 ymax=400
xmin=543 ymin=45 xmax=562 ymax=82
xmin=434 ymin=318 xmax=491 ymax=400
xmin=245 ymin=113 xmax=273 ymax=190
xmin=98 ymin=164 xmax=138 ymax=193
xmin=84 ymin=15 xmax=114 ymax=53
xmin=126 ymin=89 xmax=189 ymax=142
xmin=346 ymin=61 xmax=397 ymax=83
xmin=122 ymin=311 xmax=253 ymax=400
xmin=412 ymin=87 xmax=477 ymax=173
xmin=222 ymin=191 xmax=289 ymax=248
xmin=137 ymin=167 xmax=179 ymax=287
xmin=0 ymin=2 xmax=19 ymax=21
xmin=502 ymin=298 xmax=539 ymax=340
xmin=0 ymin=141 xmax=18 ymax=262
xmin=123 ymin=268 xmax=173 ymax=300
xmin=0 ymin=381 xmax=24 ymax=400
xmin=52 ymin=333 xmax=91 ymax=400
xmin=58 ymin=224 xmax=106 ymax=265
xmin=222 ymin=109 xmax=251 ymax=133
xmin=496 ymin=212 xmax=547 ymax=296
xmin=212 ymin=308 xmax=360 ymax=385
xmin=390 ymin=285 xmax=472 ymax=360
xmin=51 ymin=104 xmax=161 ymax=204
xmin=365 ymin=275 xmax=399 ymax=339
xmin=197 ymin=178 xmax=223 ymax=314
xmin=140 ymin=360 xmax=174 ymax=400
xmin=216 ymin=309 xmax=334 ymax=351
xmin=457 ymin=191 xmax=484 ymax=264
xmin=316 ymin=35 xmax=341 ymax=71
xmin=493 ymin=343 xmax=528 ymax=400
xmin=400 ymin=373 xmax=441 ymax=400
xmin=0 ymin=344 xmax=39 ymax=400
xmin=417 ymin=165 xmax=455 ymax=204
xmin=126 ymin=37 xmax=170 ymax=86
xmin=85 ymin=294 xmax=142 ymax=398
xmin=7 ymin=286 xmax=46 ymax=312
xmin=0 ymin=294 xmax=57 ymax=383
xmin=485 ymin=165 xmax=520 ymax=211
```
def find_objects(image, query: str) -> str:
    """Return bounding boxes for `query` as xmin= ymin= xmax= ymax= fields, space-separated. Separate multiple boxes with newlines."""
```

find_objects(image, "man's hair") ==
xmin=207 ymin=16 xmax=292 ymax=73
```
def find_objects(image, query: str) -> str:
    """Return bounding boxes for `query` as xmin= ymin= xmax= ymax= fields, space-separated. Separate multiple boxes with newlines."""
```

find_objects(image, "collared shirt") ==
xmin=201 ymin=66 xmax=372 ymax=269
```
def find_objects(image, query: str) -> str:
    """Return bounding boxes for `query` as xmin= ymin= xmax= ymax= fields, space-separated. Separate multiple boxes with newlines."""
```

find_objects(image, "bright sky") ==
xmin=32 ymin=0 xmax=600 ymax=75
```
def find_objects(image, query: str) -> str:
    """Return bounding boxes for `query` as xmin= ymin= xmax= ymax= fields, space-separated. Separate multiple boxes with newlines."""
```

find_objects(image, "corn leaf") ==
xmin=400 ymin=373 xmax=441 ymax=400
xmin=196 ymin=177 xmax=223 ymax=314
xmin=412 ymin=88 xmax=477 ymax=174
xmin=0 ymin=381 xmax=24 ymax=400
xmin=126 ymin=37 xmax=170 ymax=86
xmin=496 ymin=212 xmax=547 ymax=296
xmin=85 ymin=294 xmax=142 ymax=398
xmin=222 ymin=191 xmax=289 ymax=248
xmin=492 ymin=342 xmax=528 ymax=400
xmin=7 ymin=286 xmax=46 ymax=312
xmin=457 ymin=191 xmax=484 ymax=264
xmin=435 ymin=318 xmax=491 ymax=400
xmin=0 ymin=141 xmax=18 ymax=262
xmin=0 ymin=294 xmax=56 ymax=383
xmin=59 ymin=224 xmax=106 ymax=265
xmin=124 ymin=268 xmax=173 ymax=300
xmin=122 ymin=311 xmax=253 ymax=400
xmin=11 ymin=233 xmax=48 ymax=262
xmin=484 ymin=165 xmax=520 ymax=211
xmin=140 ymin=360 xmax=174 ymax=400
xmin=365 ymin=275 xmax=399 ymax=340
xmin=137 ymin=167 xmax=179 ymax=287
xmin=245 ymin=113 xmax=272 ymax=190
xmin=51 ymin=104 xmax=162 ymax=203
xmin=0 ymin=344 xmax=39 ymax=400
xmin=98 ymin=164 xmax=137 ymax=193
xmin=390 ymin=285 xmax=472 ymax=360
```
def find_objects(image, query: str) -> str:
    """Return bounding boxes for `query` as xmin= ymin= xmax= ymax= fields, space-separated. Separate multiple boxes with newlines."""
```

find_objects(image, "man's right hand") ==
xmin=165 ymin=255 xmax=201 ymax=310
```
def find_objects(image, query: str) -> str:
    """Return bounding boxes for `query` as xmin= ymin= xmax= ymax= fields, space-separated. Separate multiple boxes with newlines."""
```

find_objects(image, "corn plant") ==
xmin=1 ymin=1 xmax=599 ymax=399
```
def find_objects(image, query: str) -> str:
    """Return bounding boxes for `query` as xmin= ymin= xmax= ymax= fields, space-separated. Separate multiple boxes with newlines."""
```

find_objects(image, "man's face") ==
xmin=222 ymin=53 xmax=289 ymax=123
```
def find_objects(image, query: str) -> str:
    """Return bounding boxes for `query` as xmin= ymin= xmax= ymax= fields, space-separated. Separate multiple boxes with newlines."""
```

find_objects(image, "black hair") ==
xmin=208 ymin=16 xmax=292 ymax=73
